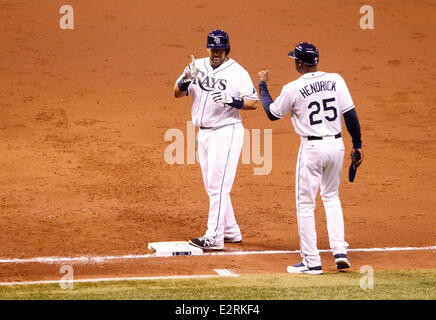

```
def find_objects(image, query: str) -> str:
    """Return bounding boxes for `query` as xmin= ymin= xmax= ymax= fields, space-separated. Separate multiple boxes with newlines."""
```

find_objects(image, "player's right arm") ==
xmin=174 ymin=69 xmax=193 ymax=98
xmin=258 ymin=81 xmax=280 ymax=120
xmin=257 ymin=70 xmax=291 ymax=121
xmin=174 ymin=55 xmax=199 ymax=98
xmin=257 ymin=70 xmax=279 ymax=120
xmin=174 ymin=81 xmax=189 ymax=98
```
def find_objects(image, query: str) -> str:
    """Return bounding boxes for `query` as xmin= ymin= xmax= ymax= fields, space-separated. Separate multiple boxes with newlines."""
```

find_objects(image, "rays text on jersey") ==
xmin=193 ymin=71 xmax=227 ymax=91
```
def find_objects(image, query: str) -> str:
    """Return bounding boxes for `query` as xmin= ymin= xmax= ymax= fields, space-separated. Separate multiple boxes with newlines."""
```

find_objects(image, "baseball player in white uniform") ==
xmin=258 ymin=42 xmax=363 ymax=274
xmin=174 ymin=29 xmax=258 ymax=250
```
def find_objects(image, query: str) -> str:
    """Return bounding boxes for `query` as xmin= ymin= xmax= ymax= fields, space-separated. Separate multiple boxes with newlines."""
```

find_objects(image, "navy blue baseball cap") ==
xmin=288 ymin=42 xmax=319 ymax=66
xmin=207 ymin=29 xmax=230 ymax=51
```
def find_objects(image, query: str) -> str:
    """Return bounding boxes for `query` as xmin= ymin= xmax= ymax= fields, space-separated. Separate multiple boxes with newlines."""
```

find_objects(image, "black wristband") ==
xmin=177 ymin=79 xmax=191 ymax=91
xmin=228 ymin=97 xmax=244 ymax=109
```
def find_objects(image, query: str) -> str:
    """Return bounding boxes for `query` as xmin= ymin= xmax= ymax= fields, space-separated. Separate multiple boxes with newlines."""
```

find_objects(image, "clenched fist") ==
xmin=258 ymin=69 xmax=270 ymax=82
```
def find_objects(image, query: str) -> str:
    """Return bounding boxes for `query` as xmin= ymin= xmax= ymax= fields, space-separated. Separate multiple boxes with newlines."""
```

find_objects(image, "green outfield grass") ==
xmin=0 ymin=269 xmax=435 ymax=300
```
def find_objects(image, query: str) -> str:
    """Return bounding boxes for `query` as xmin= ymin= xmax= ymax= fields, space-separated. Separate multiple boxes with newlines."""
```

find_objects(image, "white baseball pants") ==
xmin=295 ymin=135 xmax=349 ymax=267
xmin=198 ymin=123 xmax=244 ymax=246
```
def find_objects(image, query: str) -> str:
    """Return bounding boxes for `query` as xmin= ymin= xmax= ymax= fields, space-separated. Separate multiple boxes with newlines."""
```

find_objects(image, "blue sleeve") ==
xmin=259 ymin=81 xmax=280 ymax=121
xmin=343 ymin=108 xmax=362 ymax=149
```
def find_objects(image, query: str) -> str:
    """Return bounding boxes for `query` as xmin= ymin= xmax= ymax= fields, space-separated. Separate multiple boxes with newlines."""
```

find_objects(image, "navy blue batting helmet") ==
xmin=207 ymin=29 xmax=230 ymax=54
xmin=288 ymin=42 xmax=319 ymax=66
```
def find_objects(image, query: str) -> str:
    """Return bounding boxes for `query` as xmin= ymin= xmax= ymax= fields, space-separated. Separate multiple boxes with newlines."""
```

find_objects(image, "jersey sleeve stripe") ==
xmin=342 ymin=104 xmax=355 ymax=114
xmin=270 ymin=106 xmax=284 ymax=119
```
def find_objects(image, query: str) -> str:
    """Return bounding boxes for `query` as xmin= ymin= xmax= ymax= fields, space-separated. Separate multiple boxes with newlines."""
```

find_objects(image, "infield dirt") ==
xmin=1 ymin=0 xmax=435 ymax=282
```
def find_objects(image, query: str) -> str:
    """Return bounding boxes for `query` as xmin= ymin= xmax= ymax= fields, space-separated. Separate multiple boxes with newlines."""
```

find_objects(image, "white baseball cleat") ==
xmin=287 ymin=261 xmax=323 ymax=275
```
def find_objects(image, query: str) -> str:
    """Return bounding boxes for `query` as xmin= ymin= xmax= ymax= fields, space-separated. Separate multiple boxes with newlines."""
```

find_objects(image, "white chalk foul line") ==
xmin=0 ymin=254 xmax=156 ymax=264
xmin=0 ymin=274 xmax=229 ymax=287
xmin=0 ymin=246 xmax=434 ymax=287
xmin=0 ymin=245 xmax=435 ymax=265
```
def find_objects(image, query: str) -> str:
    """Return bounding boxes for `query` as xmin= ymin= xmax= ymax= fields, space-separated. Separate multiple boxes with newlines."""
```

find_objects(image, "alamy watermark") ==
xmin=59 ymin=265 xmax=74 ymax=289
xmin=164 ymin=121 xmax=272 ymax=175
xmin=359 ymin=265 xmax=374 ymax=289
xmin=59 ymin=5 xmax=74 ymax=30
xmin=360 ymin=5 xmax=374 ymax=30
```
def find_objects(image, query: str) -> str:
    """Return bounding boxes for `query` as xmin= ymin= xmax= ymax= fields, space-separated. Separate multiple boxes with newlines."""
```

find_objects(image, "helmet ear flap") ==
xmin=225 ymin=48 xmax=230 ymax=55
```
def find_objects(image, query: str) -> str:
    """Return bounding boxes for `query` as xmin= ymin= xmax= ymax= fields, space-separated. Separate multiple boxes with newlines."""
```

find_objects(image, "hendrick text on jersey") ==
xmin=299 ymin=80 xmax=336 ymax=98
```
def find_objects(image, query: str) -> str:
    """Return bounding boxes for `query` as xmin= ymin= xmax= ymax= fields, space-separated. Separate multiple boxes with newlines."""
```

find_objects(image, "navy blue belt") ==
xmin=200 ymin=123 xmax=239 ymax=130
xmin=307 ymin=133 xmax=341 ymax=141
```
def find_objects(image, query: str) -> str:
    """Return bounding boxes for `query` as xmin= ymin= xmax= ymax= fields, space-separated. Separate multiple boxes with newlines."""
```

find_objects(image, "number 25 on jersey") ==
xmin=308 ymin=97 xmax=337 ymax=126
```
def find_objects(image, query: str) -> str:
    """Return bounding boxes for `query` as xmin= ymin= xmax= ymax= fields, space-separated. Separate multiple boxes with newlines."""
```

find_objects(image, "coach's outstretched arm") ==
xmin=257 ymin=70 xmax=280 ymax=121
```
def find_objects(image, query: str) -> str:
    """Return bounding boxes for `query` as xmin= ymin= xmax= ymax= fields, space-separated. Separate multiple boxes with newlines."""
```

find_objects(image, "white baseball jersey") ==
xmin=269 ymin=71 xmax=354 ymax=137
xmin=176 ymin=57 xmax=258 ymax=128
xmin=265 ymin=71 xmax=354 ymax=268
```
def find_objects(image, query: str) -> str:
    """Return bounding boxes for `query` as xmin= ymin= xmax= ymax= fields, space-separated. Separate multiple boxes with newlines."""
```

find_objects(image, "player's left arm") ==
xmin=210 ymin=91 xmax=257 ymax=110
xmin=234 ymin=67 xmax=259 ymax=110
xmin=343 ymin=108 xmax=363 ymax=165
xmin=338 ymin=74 xmax=363 ymax=165
xmin=239 ymin=98 xmax=257 ymax=110
xmin=210 ymin=70 xmax=258 ymax=110
xmin=343 ymin=108 xmax=362 ymax=149
xmin=238 ymin=68 xmax=259 ymax=110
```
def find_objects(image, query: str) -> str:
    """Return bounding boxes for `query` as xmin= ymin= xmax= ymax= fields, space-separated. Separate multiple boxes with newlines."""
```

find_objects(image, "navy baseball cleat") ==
xmin=334 ymin=254 xmax=351 ymax=269
xmin=287 ymin=261 xmax=323 ymax=275
xmin=189 ymin=237 xmax=224 ymax=251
